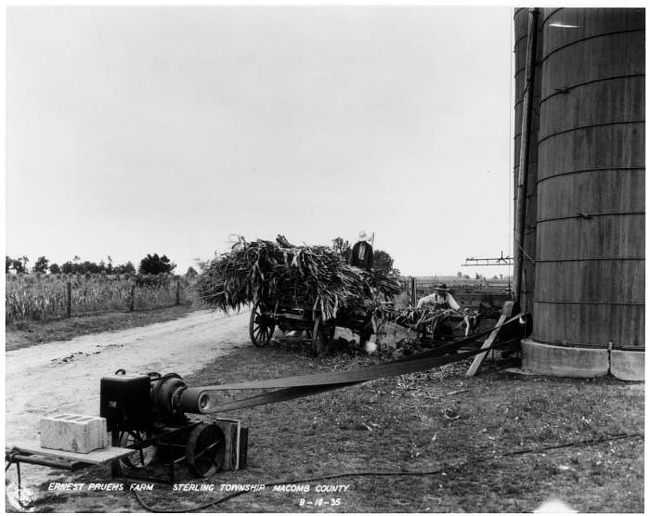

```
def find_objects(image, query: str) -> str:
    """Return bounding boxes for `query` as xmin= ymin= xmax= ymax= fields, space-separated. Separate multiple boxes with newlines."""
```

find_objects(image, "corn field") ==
xmin=5 ymin=273 xmax=195 ymax=323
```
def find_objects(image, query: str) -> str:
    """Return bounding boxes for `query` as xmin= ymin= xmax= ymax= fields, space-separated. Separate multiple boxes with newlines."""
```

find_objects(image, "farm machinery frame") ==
xmin=249 ymin=299 xmax=374 ymax=356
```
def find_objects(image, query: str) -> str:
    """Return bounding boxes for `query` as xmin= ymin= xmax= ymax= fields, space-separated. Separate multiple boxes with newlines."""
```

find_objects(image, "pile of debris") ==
xmin=195 ymin=235 xmax=401 ymax=320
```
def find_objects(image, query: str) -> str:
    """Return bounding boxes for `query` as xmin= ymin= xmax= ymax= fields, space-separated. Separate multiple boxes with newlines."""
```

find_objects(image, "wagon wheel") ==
xmin=186 ymin=423 xmax=226 ymax=478
xmin=119 ymin=430 xmax=157 ymax=469
xmin=249 ymin=301 xmax=275 ymax=347
xmin=312 ymin=317 xmax=329 ymax=357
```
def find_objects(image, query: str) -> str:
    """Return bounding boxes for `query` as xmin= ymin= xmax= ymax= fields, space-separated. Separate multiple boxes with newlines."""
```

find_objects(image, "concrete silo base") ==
xmin=521 ymin=340 xmax=645 ymax=381
xmin=610 ymin=350 xmax=645 ymax=381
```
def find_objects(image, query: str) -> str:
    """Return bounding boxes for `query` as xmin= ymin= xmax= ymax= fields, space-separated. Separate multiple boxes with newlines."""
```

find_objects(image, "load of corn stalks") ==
xmin=195 ymin=235 xmax=401 ymax=320
xmin=375 ymin=304 xmax=482 ymax=340
xmin=387 ymin=306 xmax=460 ymax=331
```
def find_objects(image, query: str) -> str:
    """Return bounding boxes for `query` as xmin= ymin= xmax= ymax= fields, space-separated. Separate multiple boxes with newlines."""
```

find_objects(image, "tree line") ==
xmin=6 ymin=237 xmax=397 ymax=278
xmin=5 ymin=254 xmax=185 ymax=276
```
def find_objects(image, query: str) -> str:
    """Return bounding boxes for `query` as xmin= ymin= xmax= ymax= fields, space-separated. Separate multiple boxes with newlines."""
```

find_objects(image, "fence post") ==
xmin=129 ymin=284 xmax=136 ymax=312
xmin=176 ymin=280 xmax=181 ymax=306
xmin=66 ymin=281 xmax=72 ymax=317
xmin=410 ymin=277 xmax=416 ymax=307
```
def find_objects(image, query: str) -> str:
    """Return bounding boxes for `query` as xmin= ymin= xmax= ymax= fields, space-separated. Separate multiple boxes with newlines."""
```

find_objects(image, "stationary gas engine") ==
xmin=100 ymin=371 xmax=246 ymax=480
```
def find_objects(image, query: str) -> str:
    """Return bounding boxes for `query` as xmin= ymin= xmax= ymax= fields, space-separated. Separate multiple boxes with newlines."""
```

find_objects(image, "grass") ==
xmin=5 ymin=304 xmax=199 ymax=351
xmin=19 ymin=337 xmax=644 ymax=513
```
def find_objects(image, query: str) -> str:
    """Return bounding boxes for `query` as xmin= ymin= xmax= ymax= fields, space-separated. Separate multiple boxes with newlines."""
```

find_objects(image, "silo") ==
xmin=521 ymin=8 xmax=645 ymax=379
xmin=513 ymin=8 xmax=543 ymax=317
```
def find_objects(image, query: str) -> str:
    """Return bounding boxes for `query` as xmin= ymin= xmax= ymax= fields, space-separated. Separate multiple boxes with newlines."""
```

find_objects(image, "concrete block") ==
xmin=39 ymin=414 xmax=108 ymax=454
xmin=521 ymin=340 xmax=609 ymax=378
xmin=611 ymin=350 xmax=645 ymax=382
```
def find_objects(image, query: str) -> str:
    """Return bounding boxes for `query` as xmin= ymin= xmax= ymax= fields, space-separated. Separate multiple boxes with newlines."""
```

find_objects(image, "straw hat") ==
xmin=435 ymin=283 xmax=450 ymax=292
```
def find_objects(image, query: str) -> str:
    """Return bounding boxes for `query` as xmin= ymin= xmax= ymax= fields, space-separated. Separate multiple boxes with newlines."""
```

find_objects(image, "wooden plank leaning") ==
xmin=466 ymin=301 xmax=516 ymax=377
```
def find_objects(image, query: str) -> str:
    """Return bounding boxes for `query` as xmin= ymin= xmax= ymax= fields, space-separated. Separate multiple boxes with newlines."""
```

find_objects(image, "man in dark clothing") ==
xmin=349 ymin=230 xmax=374 ymax=270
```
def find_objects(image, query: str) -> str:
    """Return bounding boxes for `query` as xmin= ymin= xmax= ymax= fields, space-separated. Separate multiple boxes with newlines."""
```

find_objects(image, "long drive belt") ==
xmin=186 ymin=313 xmax=526 ymax=414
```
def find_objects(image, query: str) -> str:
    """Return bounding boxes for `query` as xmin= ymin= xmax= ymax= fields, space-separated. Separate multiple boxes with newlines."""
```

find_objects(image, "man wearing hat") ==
xmin=417 ymin=283 xmax=461 ymax=310
xmin=349 ymin=231 xmax=374 ymax=270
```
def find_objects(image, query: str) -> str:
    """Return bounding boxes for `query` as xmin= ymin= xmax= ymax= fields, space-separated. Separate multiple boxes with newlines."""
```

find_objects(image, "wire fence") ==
xmin=399 ymin=277 xmax=512 ymax=310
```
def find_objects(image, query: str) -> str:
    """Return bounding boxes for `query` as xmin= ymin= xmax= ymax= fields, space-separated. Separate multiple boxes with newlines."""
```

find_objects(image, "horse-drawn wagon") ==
xmin=196 ymin=236 xmax=401 ymax=356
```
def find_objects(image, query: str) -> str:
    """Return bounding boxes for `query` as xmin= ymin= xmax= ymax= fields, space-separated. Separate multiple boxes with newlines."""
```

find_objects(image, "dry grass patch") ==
xmin=17 ymin=339 xmax=644 ymax=513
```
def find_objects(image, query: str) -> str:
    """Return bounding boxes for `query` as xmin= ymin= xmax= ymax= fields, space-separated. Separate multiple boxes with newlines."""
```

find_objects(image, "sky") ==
xmin=6 ymin=4 xmax=517 ymax=277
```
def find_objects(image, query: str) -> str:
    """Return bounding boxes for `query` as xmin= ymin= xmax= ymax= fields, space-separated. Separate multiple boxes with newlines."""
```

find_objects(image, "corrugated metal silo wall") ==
xmin=534 ymin=8 xmax=645 ymax=349
xmin=513 ymin=8 xmax=543 ymax=316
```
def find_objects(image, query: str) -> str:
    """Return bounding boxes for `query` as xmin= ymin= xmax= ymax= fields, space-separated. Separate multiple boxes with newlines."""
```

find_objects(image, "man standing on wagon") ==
xmin=349 ymin=230 xmax=374 ymax=270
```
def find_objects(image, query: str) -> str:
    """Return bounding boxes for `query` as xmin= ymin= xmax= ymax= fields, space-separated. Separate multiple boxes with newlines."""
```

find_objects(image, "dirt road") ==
xmin=6 ymin=309 xmax=249 ymax=446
